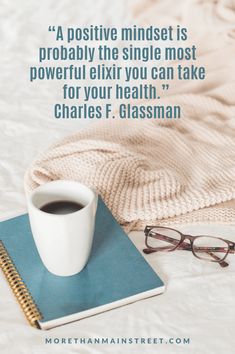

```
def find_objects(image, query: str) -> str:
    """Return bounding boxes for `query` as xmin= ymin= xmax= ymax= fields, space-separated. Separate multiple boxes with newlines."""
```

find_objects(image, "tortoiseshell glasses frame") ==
xmin=143 ymin=226 xmax=235 ymax=268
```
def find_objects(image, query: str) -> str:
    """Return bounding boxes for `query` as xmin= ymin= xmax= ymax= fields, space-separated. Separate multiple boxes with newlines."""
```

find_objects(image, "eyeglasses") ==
xmin=143 ymin=226 xmax=235 ymax=268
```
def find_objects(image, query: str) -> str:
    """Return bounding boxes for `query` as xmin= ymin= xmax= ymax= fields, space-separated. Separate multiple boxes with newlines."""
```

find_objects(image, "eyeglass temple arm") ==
xmin=143 ymin=246 xmax=228 ymax=267
xmin=204 ymin=251 xmax=228 ymax=268
xmin=229 ymin=244 xmax=235 ymax=254
xmin=192 ymin=244 xmax=235 ymax=254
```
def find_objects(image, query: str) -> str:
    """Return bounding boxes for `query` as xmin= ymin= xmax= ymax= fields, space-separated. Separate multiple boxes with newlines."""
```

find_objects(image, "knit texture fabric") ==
xmin=24 ymin=0 xmax=235 ymax=231
xmin=24 ymin=110 xmax=235 ymax=231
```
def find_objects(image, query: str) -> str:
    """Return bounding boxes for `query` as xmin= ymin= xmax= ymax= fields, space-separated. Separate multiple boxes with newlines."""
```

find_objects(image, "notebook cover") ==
xmin=0 ymin=197 xmax=164 ymax=328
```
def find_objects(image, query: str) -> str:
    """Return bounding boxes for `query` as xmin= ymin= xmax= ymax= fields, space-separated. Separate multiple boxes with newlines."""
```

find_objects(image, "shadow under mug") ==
xmin=27 ymin=180 xmax=98 ymax=276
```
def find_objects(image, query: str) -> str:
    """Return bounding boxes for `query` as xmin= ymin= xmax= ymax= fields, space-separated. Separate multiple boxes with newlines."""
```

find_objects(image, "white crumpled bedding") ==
xmin=0 ymin=0 xmax=235 ymax=353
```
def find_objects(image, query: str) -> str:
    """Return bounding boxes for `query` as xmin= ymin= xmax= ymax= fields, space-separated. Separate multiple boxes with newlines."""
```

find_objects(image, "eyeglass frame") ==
xmin=143 ymin=225 xmax=235 ymax=268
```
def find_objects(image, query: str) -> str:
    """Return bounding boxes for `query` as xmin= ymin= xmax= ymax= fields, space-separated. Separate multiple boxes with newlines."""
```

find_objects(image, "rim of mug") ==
xmin=28 ymin=180 xmax=97 ymax=218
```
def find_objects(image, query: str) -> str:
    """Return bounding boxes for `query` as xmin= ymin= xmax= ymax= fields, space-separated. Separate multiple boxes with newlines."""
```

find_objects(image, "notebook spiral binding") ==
xmin=0 ymin=240 xmax=42 ymax=328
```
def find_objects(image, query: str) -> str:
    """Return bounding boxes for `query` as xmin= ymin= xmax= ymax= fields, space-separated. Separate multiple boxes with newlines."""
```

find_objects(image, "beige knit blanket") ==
xmin=25 ymin=0 xmax=235 ymax=231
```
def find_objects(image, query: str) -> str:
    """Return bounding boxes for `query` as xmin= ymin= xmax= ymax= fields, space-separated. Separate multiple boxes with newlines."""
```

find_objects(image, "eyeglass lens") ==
xmin=192 ymin=236 xmax=229 ymax=262
xmin=146 ymin=227 xmax=182 ymax=251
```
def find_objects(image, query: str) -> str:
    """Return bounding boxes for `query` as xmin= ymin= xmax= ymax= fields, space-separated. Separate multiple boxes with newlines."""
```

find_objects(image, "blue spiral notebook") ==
xmin=0 ymin=198 xmax=164 ymax=330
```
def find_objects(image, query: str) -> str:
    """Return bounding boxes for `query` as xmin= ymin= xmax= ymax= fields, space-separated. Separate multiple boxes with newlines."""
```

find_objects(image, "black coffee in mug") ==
xmin=40 ymin=200 xmax=84 ymax=215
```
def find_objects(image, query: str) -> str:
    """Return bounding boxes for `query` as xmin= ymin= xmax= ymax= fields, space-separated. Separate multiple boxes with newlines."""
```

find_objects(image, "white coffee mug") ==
xmin=27 ymin=180 xmax=98 ymax=276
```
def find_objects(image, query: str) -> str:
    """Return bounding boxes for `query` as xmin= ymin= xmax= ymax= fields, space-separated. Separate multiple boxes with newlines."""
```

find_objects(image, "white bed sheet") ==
xmin=0 ymin=1 xmax=235 ymax=353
